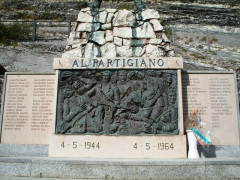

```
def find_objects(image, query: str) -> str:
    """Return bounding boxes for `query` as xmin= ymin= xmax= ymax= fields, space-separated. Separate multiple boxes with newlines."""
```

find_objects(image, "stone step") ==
xmin=0 ymin=156 xmax=239 ymax=179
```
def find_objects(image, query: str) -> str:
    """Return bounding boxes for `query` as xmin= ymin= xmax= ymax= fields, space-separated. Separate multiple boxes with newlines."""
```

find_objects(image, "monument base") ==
xmin=48 ymin=134 xmax=187 ymax=159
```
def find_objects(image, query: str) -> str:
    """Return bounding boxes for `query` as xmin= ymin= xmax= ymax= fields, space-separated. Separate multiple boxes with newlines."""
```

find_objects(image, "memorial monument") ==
xmin=0 ymin=1 xmax=239 ymax=179
xmin=50 ymin=0 xmax=186 ymax=158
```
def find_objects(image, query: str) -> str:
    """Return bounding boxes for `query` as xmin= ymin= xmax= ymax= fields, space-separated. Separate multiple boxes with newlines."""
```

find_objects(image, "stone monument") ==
xmin=50 ymin=3 xmax=186 ymax=158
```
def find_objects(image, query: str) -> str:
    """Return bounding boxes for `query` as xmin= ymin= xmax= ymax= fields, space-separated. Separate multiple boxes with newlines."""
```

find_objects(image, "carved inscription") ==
xmin=182 ymin=73 xmax=240 ymax=145
xmin=1 ymin=74 xmax=56 ymax=144
xmin=56 ymin=70 xmax=179 ymax=135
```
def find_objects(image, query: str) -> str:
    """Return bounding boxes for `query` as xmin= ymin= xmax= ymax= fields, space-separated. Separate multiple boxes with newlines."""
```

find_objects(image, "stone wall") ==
xmin=63 ymin=8 xmax=174 ymax=58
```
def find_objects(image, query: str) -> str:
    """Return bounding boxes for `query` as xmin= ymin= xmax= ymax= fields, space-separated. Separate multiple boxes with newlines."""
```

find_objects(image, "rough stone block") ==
xmin=105 ymin=30 xmax=113 ymax=42
xmin=123 ymin=39 xmax=131 ymax=46
xmin=101 ymin=23 xmax=112 ymax=30
xmin=149 ymin=38 xmax=163 ymax=45
xmin=113 ymin=9 xmax=135 ymax=27
xmin=135 ymin=22 xmax=156 ymax=38
xmin=77 ymin=11 xmax=93 ymax=23
xmin=162 ymin=33 xmax=170 ymax=42
xmin=130 ymin=39 xmax=147 ymax=47
xmin=62 ymin=47 xmax=82 ymax=58
xmin=117 ymin=46 xmax=133 ymax=57
xmin=142 ymin=9 xmax=160 ymax=20
xmin=146 ymin=44 xmax=165 ymax=57
xmin=101 ymin=43 xmax=117 ymax=57
xmin=114 ymin=37 xmax=123 ymax=46
xmin=84 ymin=43 xmax=100 ymax=58
xmin=106 ymin=9 xmax=117 ymax=13
xmin=106 ymin=12 xmax=115 ymax=23
xmin=76 ymin=23 xmax=92 ymax=32
xmin=133 ymin=47 xmax=145 ymax=57
xmin=93 ymin=11 xmax=108 ymax=24
xmin=150 ymin=19 xmax=163 ymax=31
xmin=89 ymin=31 xmax=106 ymax=45
xmin=113 ymin=27 xmax=132 ymax=38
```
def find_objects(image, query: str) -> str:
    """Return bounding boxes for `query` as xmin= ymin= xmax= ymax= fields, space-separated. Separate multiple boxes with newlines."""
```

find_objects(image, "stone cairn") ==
xmin=62 ymin=8 xmax=175 ymax=58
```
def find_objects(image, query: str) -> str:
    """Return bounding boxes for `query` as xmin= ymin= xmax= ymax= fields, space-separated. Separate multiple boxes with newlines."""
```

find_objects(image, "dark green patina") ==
xmin=56 ymin=70 xmax=179 ymax=135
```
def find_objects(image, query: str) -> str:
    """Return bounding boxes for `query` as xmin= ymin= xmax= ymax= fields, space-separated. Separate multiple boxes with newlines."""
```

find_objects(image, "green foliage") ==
xmin=15 ymin=11 xmax=33 ymax=20
xmin=37 ymin=12 xmax=64 ymax=21
xmin=118 ymin=2 xmax=135 ymax=10
xmin=38 ymin=12 xmax=52 ymax=20
xmin=0 ymin=23 xmax=31 ymax=45
xmin=164 ymin=27 xmax=172 ymax=39
xmin=201 ymin=37 xmax=206 ymax=41
xmin=76 ymin=0 xmax=89 ymax=10
xmin=190 ymin=53 xmax=207 ymax=60
xmin=210 ymin=37 xmax=218 ymax=44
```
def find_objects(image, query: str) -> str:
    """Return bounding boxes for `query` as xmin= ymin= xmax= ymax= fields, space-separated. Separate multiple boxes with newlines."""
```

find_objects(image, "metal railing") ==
xmin=0 ymin=20 xmax=72 ymax=41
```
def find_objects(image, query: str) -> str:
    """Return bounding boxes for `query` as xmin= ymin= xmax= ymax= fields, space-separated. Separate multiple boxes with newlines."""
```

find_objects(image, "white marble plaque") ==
xmin=182 ymin=72 xmax=240 ymax=145
xmin=49 ymin=134 xmax=187 ymax=159
xmin=53 ymin=57 xmax=183 ymax=70
xmin=0 ymin=73 xmax=57 ymax=145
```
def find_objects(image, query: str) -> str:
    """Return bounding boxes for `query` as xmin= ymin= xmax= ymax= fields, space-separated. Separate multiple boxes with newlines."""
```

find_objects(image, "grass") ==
xmin=185 ymin=37 xmax=193 ymax=44
xmin=0 ymin=23 xmax=31 ymax=45
xmin=201 ymin=37 xmax=206 ymax=41
xmin=190 ymin=53 xmax=207 ymax=60
xmin=118 ymin=2 xmax=135 ymax=10
xmin=76 ymin=0 xmax=89 ymax=10
xmin=210 ymin=37 xmax=218 ymax=44
xmin=37 ymin=12 xmax=64 ymax=21
xmin=15 ymin=12 xmax=34 ymax=20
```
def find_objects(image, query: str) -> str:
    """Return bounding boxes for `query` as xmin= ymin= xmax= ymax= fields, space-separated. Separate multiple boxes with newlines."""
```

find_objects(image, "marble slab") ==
xmin=48 ymin=134 xmax=187 ymax=158
xmin=53 ymin=57 xmax=183 ymax=70
xmin=182 ymin=72 xmax=240 ymax=146
xmin=0 ymin=73 xmax=57 ymax=145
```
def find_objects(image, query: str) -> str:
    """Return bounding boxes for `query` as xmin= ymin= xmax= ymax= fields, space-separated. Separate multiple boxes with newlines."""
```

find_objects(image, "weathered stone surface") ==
xmin=69 ymin=32 xmax=75 ymax=39
xmin=106 ymin=9 xmax=117 ymax=13
xmin=93 ymin=11 xmax=108 ymax=24
xmin=81 ymin=7 xmax=91 ymax=12
xmin=105 ymin=30 xmax=113 ymax=42
xmin=89 ymin=31 xmax=106 ymax=45
xmin=142 ymin=9 xmax=160 ymax=20
xmin=114 ymin=37 xmax=122 ymax=46
xmin=130 ymin=39 xmax=147 ymax=47
xmin=163 ymin=44 xmax=172 ymax=51
xmin=168 ymin=50 xmax=175 ymax=57
xmin=76 ymin=23 xmax=92 ymax=32
xmin=146 ymin=44 xmax=165 ymax=57
xmin=134 ymin=22 xmax=156 ymax=38
xmin=101 ymin=23 xmax=112 ymax=30
xmin=123 ymin=39 xmax=131 ymax=46
xmin=77 ymin=11 xmax=93 ymax=23
xmin=162 ymin=33 xmax=170 ymax=42
xmin=0 ymin=74 xmax=56 ymax=145
xmin=133 ymin=47 xmax=145 ymax=57
xmin=117 ymin=46 xmax=133 ymax=56
xmin=62 ymin=48 xmax=82 ymax=58
xmin=113 ymin=27 xmax=132 ymax=38
xmin=84 ymin=43 xmax=100 ymax=58
xmin=101 ymin=43 xmax=116 ymax=57
xmin=113 ymin=9 xmax=135 ymax=27
xmin=150 ymin=19 xmax=163 ymax=31
xmin=149 ymin=38 xmax=163 ymax=45
xmin=81 ymin=32 xmax=88 ymax=39
xmin=106 ymin=12 xmax=115 ymax=23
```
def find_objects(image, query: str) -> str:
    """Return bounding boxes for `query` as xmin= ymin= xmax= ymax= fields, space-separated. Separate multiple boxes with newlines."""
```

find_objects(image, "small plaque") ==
xmin=182 ymin=72 xmax=240 ymax=145
xmin=49 ymin=134 xmax=187 ymax=158
xmin=0 ymin=73 xmax=57 ymax=145
xmin=53 ymin=57 xmax=183 ymax=70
